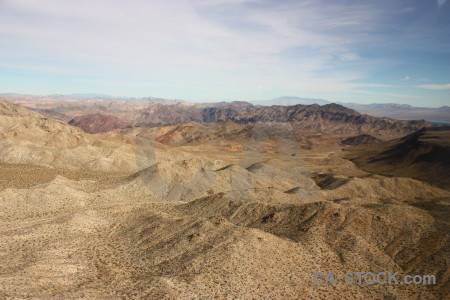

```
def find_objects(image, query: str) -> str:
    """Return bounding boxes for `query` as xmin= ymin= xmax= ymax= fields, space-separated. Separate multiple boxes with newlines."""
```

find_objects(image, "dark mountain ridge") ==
xmin=68 ymin=113 xmax=132 ymax=134
xmin=135 ymin=102 xmax=427 ymax=136
xmin=346 ymin=126 xmax=450 ymax=189
xmin=1 ymin=97 xmax=428 ymax=135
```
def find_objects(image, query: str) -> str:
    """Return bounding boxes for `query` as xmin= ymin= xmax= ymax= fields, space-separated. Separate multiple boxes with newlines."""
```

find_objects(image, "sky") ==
xmin=0 ymin=0 xmax=449 ymax=107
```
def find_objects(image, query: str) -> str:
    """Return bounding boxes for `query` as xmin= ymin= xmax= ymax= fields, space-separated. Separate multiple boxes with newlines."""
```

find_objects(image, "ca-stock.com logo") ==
xmin=313 ymin=271 xmax=437 ymax=285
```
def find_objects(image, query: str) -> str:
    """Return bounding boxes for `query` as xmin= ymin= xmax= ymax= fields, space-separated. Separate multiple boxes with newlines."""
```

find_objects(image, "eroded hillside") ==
xmin=0 ymin=100 xmax=448 ymax=299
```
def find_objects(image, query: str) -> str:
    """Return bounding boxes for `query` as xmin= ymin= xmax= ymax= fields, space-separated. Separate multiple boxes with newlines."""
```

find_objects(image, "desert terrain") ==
xmin=3 ymin=93 xmax=450 ymax=124
xmin=0 ymin=98 xmax=449 ymax=299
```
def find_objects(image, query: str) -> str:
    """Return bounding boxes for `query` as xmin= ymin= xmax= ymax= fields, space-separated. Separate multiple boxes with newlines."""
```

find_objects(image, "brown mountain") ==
xmin=345 ymin=126 xmax=450 ymax=189
xmin=5 ymin=94 xmax=428 ymax=136
xmin=134 ymin=103 xmax=427 ymax=136
xmin=0 ymin=98 xmax=43 ymax=118
xmin=0 ymin=99 xmax=139 ymax=172
xmin=153 ymin=121 xmax=251 ymax=146
xmin=341 ymin=134 xmax=382 ymax=145
xmin=68 ymin=113 xmax=133 ymax=133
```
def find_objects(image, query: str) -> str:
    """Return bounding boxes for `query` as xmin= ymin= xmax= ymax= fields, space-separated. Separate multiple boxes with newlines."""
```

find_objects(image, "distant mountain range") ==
xmin=339 ymin=102 xmax=450 ymax=124
xmin=251 ymin=96 xmax=330 ymax=106
xmin=0 ymin=93 xmax=181 ymax=105
xmin=1 ymin=93 xmax=449 ymax=123
xmin=250 ymin=97 xmax=450 ymax=123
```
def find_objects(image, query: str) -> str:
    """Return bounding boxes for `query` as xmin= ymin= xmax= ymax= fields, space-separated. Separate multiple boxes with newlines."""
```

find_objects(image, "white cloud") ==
xmin=402 ymin=75 xmax=410 ymax=81
xmin=418 ymin=84 xmax=450 ymax=90
xmin=401 ymin=7 xmax=415 ymax=13
xmin=356 ymin=90 xmax=421 ymax=99
xmin=339 ymin=53 xmax=361 ymax=61
xmin=0 ymin=0 xmax=447 ymax=104
xmin=0 ymin=0 xmax=380 ymax=94
xmin=0 ymin=1 xmax=382 ymax=66
xmin=437 ymin=0 xmax=448 ymax=8
xmin=357 ymin=83 xmax=399 ymax=88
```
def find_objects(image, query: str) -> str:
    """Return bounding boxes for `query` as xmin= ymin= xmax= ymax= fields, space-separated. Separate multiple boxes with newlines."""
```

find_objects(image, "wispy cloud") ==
xmin=356 ymin=90 xmax=422 ymax=99
xmin=418 ymin=84 xmax=450 ymax=90
xmin=437 ymin=0 xmax=448 ymax=7
xmin=0 ymin=0 xmax=448 ymax=106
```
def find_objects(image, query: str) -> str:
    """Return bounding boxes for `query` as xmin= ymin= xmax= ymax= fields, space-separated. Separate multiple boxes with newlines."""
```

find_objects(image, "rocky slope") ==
xmin=341 ymin=134 xmax=382 ymax=145
xmin=8 ymin=95 xmax=428 ymax=136
xmin=68 ymin=113 xmax=133 ymax=134
xmin=345 ymin=126 xmax=450 ymax=190
xmin=0 ymin=99 xmax=43 ymax=118
xmin=0 ymin=99 xmax=138 ymax=171
xmin=132 ymin=102 xmax=428 ymax=136
xmin=1 ymin=98 xmax=449 ymax=299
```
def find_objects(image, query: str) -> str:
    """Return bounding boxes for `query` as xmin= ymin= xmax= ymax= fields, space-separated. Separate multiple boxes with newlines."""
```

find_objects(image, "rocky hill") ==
xmin=346 ymin=126 xmax=450 ymax=189
xmin=0 ymin=99 xmax=138 ymax=171
xmin=134 ymin=102 xmax=427 ymax=136
xmin=341 ymin=134 xmax=382 ymax=145
xmin=5 ymin=95 xmax=429 ymax=136
xmin=68 ymin=113 xmax=133 ymax=134
xmin=0 ymin=99 xmax=43 ymax=118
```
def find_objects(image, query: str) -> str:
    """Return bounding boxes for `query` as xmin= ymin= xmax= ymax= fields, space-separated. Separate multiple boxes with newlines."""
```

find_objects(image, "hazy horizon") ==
xmin=1 ymin=0 xmax=449 ymax=106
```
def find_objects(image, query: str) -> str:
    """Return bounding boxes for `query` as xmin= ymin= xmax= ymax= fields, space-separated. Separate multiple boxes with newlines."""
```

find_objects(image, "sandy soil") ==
xmin=1 ymin=100 xmax=449 ymax=299
xmin=1 ymin=143 xmax=449 ymax=299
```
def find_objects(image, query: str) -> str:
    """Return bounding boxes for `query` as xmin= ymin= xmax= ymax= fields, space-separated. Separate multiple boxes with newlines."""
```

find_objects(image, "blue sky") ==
xmin=0 ymin=0 xmax=449 ymax=107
